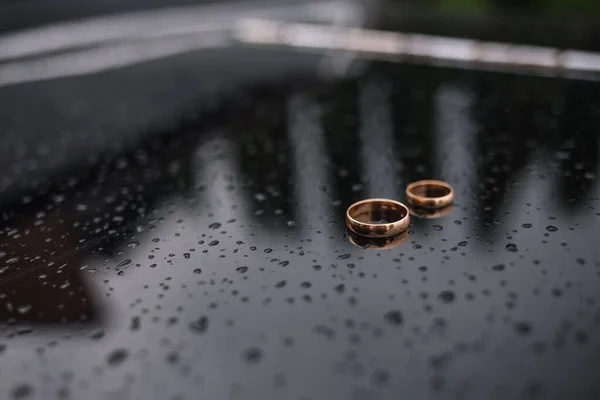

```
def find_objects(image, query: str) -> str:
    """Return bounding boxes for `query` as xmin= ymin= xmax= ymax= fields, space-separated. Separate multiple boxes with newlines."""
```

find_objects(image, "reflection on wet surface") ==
xmin=0 ymin=62 xmax=600 ymax=399
xmin=347 ymin=229 xmax=409 ymax=250
xmin=410 ymin=204 xmax=454 ymax=219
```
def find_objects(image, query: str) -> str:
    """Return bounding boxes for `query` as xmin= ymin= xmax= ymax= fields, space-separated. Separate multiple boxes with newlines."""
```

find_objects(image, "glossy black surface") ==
xmin=1 ymin=54 xmax=600 ymax=400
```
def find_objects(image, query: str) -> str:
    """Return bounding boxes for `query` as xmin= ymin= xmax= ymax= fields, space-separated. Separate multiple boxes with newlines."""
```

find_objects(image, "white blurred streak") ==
xmin=475 ymin=42 xmax=559 ymax=68
xmin=408 ymin=34 xmax=476 ymax=60
xmin=435 ymin=84 xmax=476 ymax=186
xmin=0 ymin=33 xmax=229 ymax=87
xmin=0 ymin=1 xmax=359 ymax=62
xmin=195 ymin=136 xmax=242 ymax=228
xmin=345 ymin=29 xmax=405 ymax=54
xmin=234 ymin=19 xmax=281 ymax=45
xmin=288 ymin=95 xmax=331 ymax=236
xmin=563 ymin=50 xmax=600 ymax=71
xmin=0 ymin=17 xmax=222 ymax=63
xmin=358 ymin=81 xmax=399 ymax=199
xmin=235 ymin=19 xmax=600 ymax=76
xmin=281 ymin=23 xmax=339 ymax=49
xmin=476 ymin=42 xmax=512 ymax=64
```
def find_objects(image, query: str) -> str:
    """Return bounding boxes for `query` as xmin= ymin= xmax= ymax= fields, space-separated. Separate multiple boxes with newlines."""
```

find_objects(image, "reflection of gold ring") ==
xmin=346 ymin=198 xmax=410 ymax=238
xmin=348 ymin=229 xmax=409 ymax=250
xmin=410 ymin=204 xmax=453 ymax=219
xmin=406 ymin=180 xmax=454 ymax=209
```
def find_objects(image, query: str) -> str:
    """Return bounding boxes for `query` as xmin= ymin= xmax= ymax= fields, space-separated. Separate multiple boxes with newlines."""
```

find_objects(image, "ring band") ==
xmin=346 ymin=198 xmax=410 ymax=238
xmin=348 ymin=229 xmax=409 ymax=250
xmin=406 ymin=180 xmax=454 ymax=209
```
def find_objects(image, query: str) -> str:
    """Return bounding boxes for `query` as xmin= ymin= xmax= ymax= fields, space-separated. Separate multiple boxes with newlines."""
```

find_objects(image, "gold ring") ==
xmin=406 ymin=180 xmax=454 ymax=209
xmin=347 ymin=229 xmax=409 ymax=250
xmin=346 ymin=198 xmax=410 ymax=238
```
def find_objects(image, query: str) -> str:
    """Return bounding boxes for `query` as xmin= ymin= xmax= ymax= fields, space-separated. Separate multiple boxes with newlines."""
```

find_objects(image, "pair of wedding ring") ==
xmin=346 ymin=180 xmax=454 ymax=238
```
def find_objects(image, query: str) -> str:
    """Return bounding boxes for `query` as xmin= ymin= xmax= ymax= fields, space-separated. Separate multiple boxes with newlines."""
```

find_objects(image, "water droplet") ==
xmin=236 ymin=266 xmax=248 ymax=274
xmin=242 ymin=347 xmax=263 ymax=364
xmin=384 ymin=310 xmax=403 ymax=326
xmin=429 ymin=353 xmax=453 ymax=370
xmin=126 ymin=241 xmax=140 ymax=248
xmin=438 ymin=290 xmax=456 ymax=303
xmin=52 ymin=194 xmax=65 ymax=204
xmin=209 ymin=222 xmax=221 ymax=229
xmin=106 ymin=349 xmax=128 ymax=366
xmin=546 ymin=226 xmax=558 ymax=232
xmin=189 ymin=316 xmax=209 ymax=334
xmin=11 ymin=384 xmax=33 ymax=399
xmin=505 ymin=243 xmax=518 ymax=252
xmin=208 ymin=240 xmax=219 ymax=247
xmin=334 ymin=284 xmax=345 ymax=294
xmin=522 ymin=223 xmax=532 ymax=228
xmin=372 ymin=369 xmax=390 ymax=386
xmin=130 ymin=316 xmax=141 ymax=331
xmin=193 ymin=268 xmax=202 ymax=274
xmin=5 ymin=257 xmax=19 ymax=265
xmin=432 ymin=225 xmax=443 ymax=231
xmin=514 ymin=322 xmax=533 ymax=336
xmin=264 ymin=248 xmax=273 ymax=253
xmin=275 ymin=281 xmax=287 ymax=289
xmin=338 ymin=254 xmax=351 ymax=260
xmin=491 ymin=264 xmax=505 ymax=272
xmin=16 ymin=305 xmax=32 ymax=315
xmin=90 ymin=329 xmax=105 ymax=340
xmin=314 ymin=325 xmax=336 ymax=339
xmin=117 ymin=259 xmax=132 ymax=267
xmin=165 ymin=351 xmax=180 ymax=364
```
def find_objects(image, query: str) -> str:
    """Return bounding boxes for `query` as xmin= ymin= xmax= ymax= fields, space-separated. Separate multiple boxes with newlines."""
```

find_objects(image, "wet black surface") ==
xmin=0 ymin=54 xmax=600 ymax=400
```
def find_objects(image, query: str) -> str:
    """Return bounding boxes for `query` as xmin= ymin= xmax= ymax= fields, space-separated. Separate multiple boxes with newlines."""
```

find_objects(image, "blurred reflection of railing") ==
xmin=1 ymin=62 xmax=598 ymax=239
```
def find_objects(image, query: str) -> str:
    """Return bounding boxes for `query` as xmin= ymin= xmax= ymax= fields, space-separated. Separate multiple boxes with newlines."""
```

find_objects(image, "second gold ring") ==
xmin=406 ymin=180 xmax=454 ymax=209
